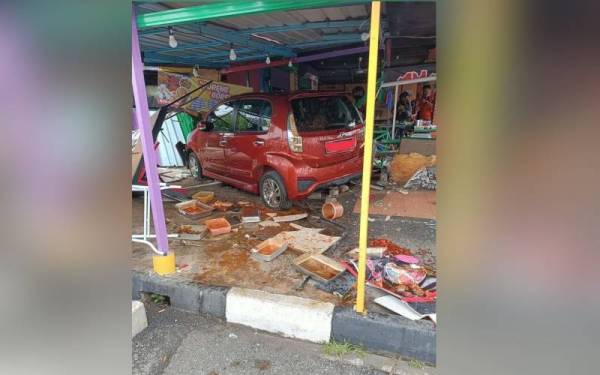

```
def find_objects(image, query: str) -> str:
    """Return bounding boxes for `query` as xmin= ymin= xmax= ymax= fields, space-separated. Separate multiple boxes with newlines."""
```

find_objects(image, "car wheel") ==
xmin=260 ymin=171 xmax=292 ymax=210
xmin=188 ymin=152 xmax=202 ymax=181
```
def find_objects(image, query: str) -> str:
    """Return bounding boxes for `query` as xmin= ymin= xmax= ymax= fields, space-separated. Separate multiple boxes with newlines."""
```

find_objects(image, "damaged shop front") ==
xmin=131 ymin=0 xmax=437 ymax=358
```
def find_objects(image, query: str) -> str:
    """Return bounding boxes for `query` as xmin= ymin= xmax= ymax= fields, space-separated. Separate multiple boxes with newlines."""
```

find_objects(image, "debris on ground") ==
xmin=251 ymin=237 xmax=288 ymax=262
xmin=241 ymin=207 xmax=261 ymax=223
xmin=175 ymin=200 xmax=214 ymax=219
xmin=158 ymin=167 xmax=191 ymax=183
xmin=374 ymin=295 xmax=436 ymax=323
xmin=212 ymin=200 xmax=234 ymax=211
xmin=308 ymin=192 xmax=324 ymax=200
xmin=321 ymin=201 xmax=344 ymax=220
xmin=341 ymin=238 xmax=436 ymax=303
xmin=345 ymin=247 xmax=387 ymax=259
xmin=204 ymin=217 xmax=232 ymax=236
xmin=272 ymin=213 xmax=308 ymax=222
xmin=389 ymin=153 xmax=436 ymax=183
xmin=273 ymin=224 xmax=341 ymax=254
xmin=192 ymin=190 xmax=215 ymax=203
xmin=162 ymin=188 xmax=190 ymax=202
xmin=294 ymin=253 xmax=345 ymax=283
xmin=403 ymin=166 xmax=437 ymax=190
xmin=258 ymin=220 xmax=280 ymax=228
xmin=176 ymin=224 xmax=206 ymax=240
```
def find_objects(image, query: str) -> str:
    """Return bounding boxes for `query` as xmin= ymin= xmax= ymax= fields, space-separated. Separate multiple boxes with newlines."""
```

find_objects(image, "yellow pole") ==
xmin=355 ymin=0 xmax=381 ymax=314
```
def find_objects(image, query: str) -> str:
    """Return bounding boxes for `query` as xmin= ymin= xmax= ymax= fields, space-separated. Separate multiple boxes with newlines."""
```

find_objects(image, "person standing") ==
xmin=396 ymin=91 xmax=413 ymax=122
xmin=416 ymin=85 xmax=436 ymax=122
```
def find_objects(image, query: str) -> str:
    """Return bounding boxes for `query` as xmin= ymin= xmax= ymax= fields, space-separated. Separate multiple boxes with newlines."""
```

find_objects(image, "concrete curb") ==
xmin=131 ymin=271 xmax=436 ymax=364
xmin=331 ymin=306 xmax=436 ymax=364
xmin=226 ymin=287 xmax=334 ymax=343
xmin=132 ymin=271 xmax=228 ymax=318
xmin=132 ymin=300 xmax=148 ymax=337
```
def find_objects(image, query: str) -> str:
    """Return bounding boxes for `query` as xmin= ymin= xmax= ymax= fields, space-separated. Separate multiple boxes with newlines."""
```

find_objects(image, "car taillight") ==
xmin=286 ymin=111 xmax=303 ymax=153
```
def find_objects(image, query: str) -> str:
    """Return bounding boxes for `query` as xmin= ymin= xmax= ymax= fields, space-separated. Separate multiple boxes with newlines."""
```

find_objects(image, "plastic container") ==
xmin=251 ymin=237 xmax=288 ymax=261
xmin=241 ymin=207 xmax=261 ymax=223
xmin=204 ymin=217 xmax=231 ymax=236
xmin=321 ymin=201 xmax=344 ymax=220
xmin=176 ymin=224 xmax=206 ymax=240
xmin=293 ymin=253 xmax=345 ymax=283
xmin=175 ymin=200 xmax=214 ymax=219
xmin=192 ymin=191 xmax=215 ymax=203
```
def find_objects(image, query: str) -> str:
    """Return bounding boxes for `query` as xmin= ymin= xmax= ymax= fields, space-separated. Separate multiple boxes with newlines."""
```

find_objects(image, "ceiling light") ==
xmin=288 ymin=60 xmax=293 ymax=68
xmin=265 ymin=55 xmax=271 ymax=64
xmin=360 ymin=32 xmax=370 ymax=41
xmin=168 ymin=27 xmax=178 ymax=48
xmin=192 ymin=65 xmax=199 ymax=77
xmin=229 ymin=44 xmax=237 ymax=61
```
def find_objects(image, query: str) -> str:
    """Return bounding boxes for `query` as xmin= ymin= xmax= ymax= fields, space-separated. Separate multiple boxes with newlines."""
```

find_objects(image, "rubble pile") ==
xmin=404 ymin=166 xmax=437 ymax=190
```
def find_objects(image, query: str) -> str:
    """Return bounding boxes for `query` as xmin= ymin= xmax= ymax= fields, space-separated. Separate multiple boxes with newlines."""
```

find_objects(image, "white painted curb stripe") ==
xmin=132 ymin=300 xmax=148 ymax=337
xmin=226 ymin=288 xmax=334 ymax=343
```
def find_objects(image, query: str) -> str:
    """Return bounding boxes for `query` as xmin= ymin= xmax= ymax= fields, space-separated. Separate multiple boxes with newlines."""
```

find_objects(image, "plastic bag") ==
xmin=383 ymin=263 xmax=427 ymax=285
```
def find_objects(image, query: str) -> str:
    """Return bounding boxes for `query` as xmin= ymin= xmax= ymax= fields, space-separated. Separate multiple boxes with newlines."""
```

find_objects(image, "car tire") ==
xmin=188 ymin=152 xmax=202 ymax=181
xmin=260 ymin=171 xmax=292 ymax=210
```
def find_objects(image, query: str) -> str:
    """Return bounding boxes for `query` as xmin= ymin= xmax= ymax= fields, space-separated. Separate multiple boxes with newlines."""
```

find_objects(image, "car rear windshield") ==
xmin=291 ymin=96 xmax=361 ymax=132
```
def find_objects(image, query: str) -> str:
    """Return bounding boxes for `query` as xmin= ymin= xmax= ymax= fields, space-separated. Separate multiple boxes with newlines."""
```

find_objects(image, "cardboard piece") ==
xmin=272 ymin=224 xmax=340 ymax=254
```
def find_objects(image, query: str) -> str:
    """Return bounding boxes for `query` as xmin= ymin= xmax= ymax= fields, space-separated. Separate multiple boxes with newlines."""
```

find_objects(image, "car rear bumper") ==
xmin=286 ymin=156 xmax=363 ymax=199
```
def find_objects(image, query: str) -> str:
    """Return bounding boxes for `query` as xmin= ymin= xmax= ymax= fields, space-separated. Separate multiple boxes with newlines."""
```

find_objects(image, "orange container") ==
xmin=322 ymin=201 xmax=344 ymax=220
xmin=204 ymin=217 xmax=231 ymax=236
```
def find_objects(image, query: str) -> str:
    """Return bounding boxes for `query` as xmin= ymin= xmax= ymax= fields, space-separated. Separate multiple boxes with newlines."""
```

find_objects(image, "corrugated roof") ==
xmin=136 ymin=2 xmax=373 ymax=67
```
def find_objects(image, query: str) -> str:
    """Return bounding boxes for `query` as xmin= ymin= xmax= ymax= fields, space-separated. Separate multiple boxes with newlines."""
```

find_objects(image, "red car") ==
xmin=186 ymin=92 xmax=364 ymax=209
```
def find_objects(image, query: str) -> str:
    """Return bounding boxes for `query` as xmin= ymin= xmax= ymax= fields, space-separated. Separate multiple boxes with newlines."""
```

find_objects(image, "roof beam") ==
xmin=136 ymin=0 xmax=373 ymax=28
xmin=139 ymin=19 xmax=387 ymax=37
xmin=220 ymin=45 xmax=370 ymax=74
xmin=199 ymin=24 xmax=295 ymax=57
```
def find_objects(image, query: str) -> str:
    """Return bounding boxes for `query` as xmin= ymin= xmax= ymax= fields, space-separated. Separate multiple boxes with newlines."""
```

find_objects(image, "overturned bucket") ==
xmin=322 ymin=201 xmax=344 ymax=220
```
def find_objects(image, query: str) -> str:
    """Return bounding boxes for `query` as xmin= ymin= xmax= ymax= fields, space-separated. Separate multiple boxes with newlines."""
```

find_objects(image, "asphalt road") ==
xmin=133 ymin=302 xmax=432 ymax=375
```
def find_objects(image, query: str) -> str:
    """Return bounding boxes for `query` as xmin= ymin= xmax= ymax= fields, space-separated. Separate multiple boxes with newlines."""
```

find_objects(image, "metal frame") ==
xmin=131 ymin=184 xmax=179 ymax=256
xmin=140 ymin=19 xmax=382 ymax=37
xmin=380 ymin=75 xmax=437 ymax=139
xmin=355 ymin=0 xmax=381 ymax=314
xmin=132 ymin=9 xmax=170 ymax=257
xmin=136 ymin=0 xmax=372 ymax=28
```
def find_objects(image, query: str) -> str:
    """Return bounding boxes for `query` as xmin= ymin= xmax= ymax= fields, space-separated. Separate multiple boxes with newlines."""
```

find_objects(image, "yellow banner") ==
xmin=156 ymin=71 xmax=252 ymax=114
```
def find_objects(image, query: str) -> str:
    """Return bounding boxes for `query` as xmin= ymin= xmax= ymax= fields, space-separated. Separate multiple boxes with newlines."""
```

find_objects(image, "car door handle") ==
xmin=253 ymin=140 xmax=265 ymax=146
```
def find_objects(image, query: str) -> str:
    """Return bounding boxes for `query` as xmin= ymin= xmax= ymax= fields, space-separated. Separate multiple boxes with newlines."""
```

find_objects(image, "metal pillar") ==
xmin=391 ymin=85 xmax=399 ymax=139
xmin=131 ymin=9 xmax=170 ymax=257
xmin=355 ymin=0 xmax=381 ymax=314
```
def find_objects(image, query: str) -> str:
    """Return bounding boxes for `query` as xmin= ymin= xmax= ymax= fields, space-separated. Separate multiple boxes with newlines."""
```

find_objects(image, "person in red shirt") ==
xmin=416 ymin=85 xmax=436 ymax=122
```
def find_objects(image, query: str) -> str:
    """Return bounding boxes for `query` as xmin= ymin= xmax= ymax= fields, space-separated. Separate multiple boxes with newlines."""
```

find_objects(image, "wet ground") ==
xmin=132 ymin=176 xmax=436 ymax=313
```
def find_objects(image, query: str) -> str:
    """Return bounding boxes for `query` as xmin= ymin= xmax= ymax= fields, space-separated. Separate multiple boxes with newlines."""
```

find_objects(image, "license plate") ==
xmin=325 ymin=137 xmax=356 ymax=154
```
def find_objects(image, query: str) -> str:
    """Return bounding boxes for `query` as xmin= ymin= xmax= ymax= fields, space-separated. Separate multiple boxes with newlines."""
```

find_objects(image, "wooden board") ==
xmin=353 ymin=191 xmax=436 ymax=220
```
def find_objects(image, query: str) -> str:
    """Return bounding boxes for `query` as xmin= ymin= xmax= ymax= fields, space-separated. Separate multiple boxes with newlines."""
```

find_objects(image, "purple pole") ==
xmin=131 ymin=10 xmax=169 ymax=256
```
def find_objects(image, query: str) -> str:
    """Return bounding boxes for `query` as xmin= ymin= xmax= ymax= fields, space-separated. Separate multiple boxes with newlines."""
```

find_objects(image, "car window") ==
xmin=235 ymin=100 xmax=271 ymax=132
xmin=207 ymin=102 xmax=235 ymax=132
xmin=291 ymin=96 xmax=360 ymax=132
